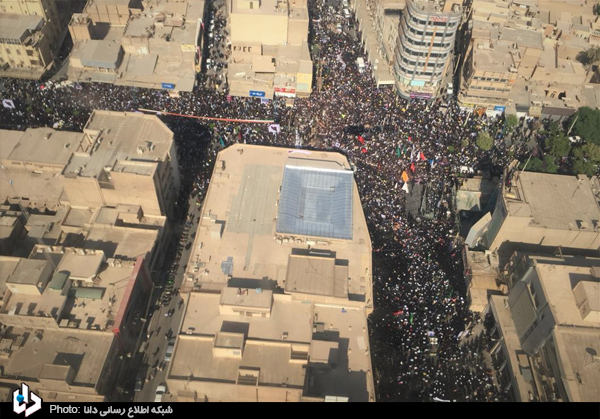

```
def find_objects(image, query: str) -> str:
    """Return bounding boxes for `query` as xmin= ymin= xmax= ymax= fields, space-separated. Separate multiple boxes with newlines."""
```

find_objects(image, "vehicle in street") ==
xmin=154 ymin=384 xmax=166 ymax=402
xmin=134 ymin=370 xmax=145 ymax=392
xmin=343 ymin=8 xmax=351 ymax=18
xmin=342 ymin=0 xmax=349 ymax=7
xmin=447 ymin=82 xmax=454 ymax=96
xmin=356 ymin=57 xmax=365 ymax=73
xmin=164 ymin=339 xmax=176 ymax=362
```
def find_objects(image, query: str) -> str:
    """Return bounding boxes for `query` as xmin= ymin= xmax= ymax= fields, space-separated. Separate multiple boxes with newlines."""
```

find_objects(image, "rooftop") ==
xmin=536 ymin=263 xmax=600 ymax=328
xmin=507 ymin=172 xmax=600 ymax=231
xmin=220 ymin=287 xmax=273 ymax=310
xmin=79 ymin=39 xmax=122 ymax=70
xmin=553 ymin=326 xmax=600 ymax=403
xmin=184 ymin=145 xmax=371 ymax=301
xmin=63 ymin=110 xmax=173 ymax=177
xmin=0 ymin=13 xmax=44 ymax=42
xmin=284 ymin=254 xmax=349 ymax=298
xmin=55 ymin=252 xmax=105 ymax=281
xmin=6 ymin=259 xmax=50 ymax=286
xmin=181 ymin=292 xmax=312 ymax=342
xmin=0 ymin=326 xmax=113 ymax=387
xmin=6 ymin=128 xmax=83 ymax=166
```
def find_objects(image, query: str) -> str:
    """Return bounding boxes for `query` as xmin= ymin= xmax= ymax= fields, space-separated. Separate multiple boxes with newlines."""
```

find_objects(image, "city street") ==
xmin=133 ymin=195 xmax=201 ymax=403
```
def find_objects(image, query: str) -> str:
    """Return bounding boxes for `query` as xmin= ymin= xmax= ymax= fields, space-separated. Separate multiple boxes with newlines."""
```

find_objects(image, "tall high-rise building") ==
xmin=393 ymin=0 xmax=461 ymax=99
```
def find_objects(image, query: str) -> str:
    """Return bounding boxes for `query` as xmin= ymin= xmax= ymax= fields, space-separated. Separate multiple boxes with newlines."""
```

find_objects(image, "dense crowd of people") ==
xmin=0 ymin=0 xmax=536 ymax=402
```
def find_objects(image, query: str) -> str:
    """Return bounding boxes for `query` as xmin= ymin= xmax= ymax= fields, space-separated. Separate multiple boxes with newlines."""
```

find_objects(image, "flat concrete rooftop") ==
xmin=0 ymin=326 xmax=113 ymax=386
xmin=184 ymin=145 xmax=372 ymax=303
xmin=512 ymin=172 xmax=600 ymax=231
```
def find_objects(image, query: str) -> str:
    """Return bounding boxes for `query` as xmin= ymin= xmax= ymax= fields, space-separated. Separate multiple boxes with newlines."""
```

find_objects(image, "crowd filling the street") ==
xmin=2 ymin=0 xmax=594 ymax=404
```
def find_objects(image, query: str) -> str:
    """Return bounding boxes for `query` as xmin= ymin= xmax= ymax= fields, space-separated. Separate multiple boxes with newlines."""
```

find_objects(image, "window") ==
xmin=5 ymin=49 xmax=10 ymax=54
xmin=26 ymin=50 xmax=34 ymax=56
xmin=16 ymin=50 xmax=21 ymax=55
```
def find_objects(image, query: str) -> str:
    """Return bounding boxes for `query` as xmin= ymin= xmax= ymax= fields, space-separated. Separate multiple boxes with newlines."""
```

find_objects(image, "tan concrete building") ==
xmin=488 ymin=252 xmax=600 ymax=402
xmin=165 ymin=145 xmax=375 ymax=402
xmin=470 ymin=171 xmax=600 ymax=265
xmin=0 ymin=0 xmax=62 ymax=44
xmin=393 ymin=0 xmax=462 ymax=99
xmin=0 ymin=13 xmax=54 ymax=79
xmin=460 ymin=0 xmax=600 ymax=115
xmin=0 ymin=250 xmax=153 ymax=401
xmin=350 ymin=0 xmax=401 ymax=87
xmin=227 ymin=0 xmax=313 ymax=98
xmin=0 ymin=110 xmax=181 ymax=219
xmin=69 ymin=0 xmax=205 ymax=91
xmin=0 ymin=0 xmax=66 ymax=79
xmin=459 ymin=39 xmax=518 ymax=109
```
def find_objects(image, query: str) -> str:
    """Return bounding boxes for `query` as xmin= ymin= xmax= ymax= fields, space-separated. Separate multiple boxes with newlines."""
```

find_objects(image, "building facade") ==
xmin=488 ymin=252 xmax=600 ymax=402
xmin=227 ymin=0 xmax=313 ymax=99
xmin=0 ymin=0 xmax=65 ymax=79
xmin=393 ymin=0 xmax=462 ymax=99
xmin=165 ymin=145 xmax=375 ymax=402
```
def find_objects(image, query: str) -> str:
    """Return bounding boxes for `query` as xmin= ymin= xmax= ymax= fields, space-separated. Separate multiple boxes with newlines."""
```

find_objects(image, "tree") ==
xmin=568 ymin=107 xmax=600 ymax=145
xmin=505 ymin=114 xmax=518 ymax=129
xmin=543 ymin=155 xmax=559 ymax=173
xmin=476 ymin=131 xmax=493 ymax=151
xmin=573 ymin=159 xmax=596 ymax=176
xmin=595 ymin=3 xmax=600 ymax=15
xmin=582 ymin=143 xmax=600 ymax=162
xmin=521 ymin=157 xmax=544 ymax=172
xmin=577 ymin=47 xmax=600 ymax=66
xmin=544 ymin=132 xmax=571 ymax=158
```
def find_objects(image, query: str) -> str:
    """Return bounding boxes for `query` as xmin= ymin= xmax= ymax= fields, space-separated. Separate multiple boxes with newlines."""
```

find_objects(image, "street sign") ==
xmin=249 ymin=90 xmax=265 ymax=98
xmin=494 ymin=106 xmax=506 ymax=112
xmin=161 ymin=83 xmax=175 ymax=90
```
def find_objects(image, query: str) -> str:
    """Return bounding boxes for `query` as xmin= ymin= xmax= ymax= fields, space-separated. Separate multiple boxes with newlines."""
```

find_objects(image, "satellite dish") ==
xmin=585 ymin=347 xmax=597 ymax=357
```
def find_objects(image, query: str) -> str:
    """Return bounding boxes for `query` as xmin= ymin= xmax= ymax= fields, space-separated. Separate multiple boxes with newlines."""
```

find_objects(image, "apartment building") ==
xmin=459 ymin=0 xmax=600 ymax=115
xmin=488 ymin=252 xmax=600 ymax=402
xmin=226 ymin=0 xmax=313 ymax=99
xmin=0 ymin=0 xmax=68 ymax=79
xmin=393 ymin=0 xmax=462 ymax=99
xmin=164 ymin=145 xmax=375 ymax=402
xmin=467 ymin=171 xmax=600 ymax=265
xmin=0 ymin=110 xmax=180 ymax=219
xmin=68 ymin=0 xmax=205 ymax=91
xmin=0 ymin=250 xmax=153 ymax=401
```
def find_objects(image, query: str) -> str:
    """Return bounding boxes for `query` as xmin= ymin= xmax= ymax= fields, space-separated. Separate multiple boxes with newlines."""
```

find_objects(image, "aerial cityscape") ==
xmin=0 ymin=0 xmax=599 ymax=405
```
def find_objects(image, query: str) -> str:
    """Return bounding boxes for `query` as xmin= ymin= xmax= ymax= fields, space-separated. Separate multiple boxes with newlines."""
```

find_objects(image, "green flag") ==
xmin=396 ymin=147 xmax=401 ymax=157
xmin=409 ymin=313 xmax=414 ymax=325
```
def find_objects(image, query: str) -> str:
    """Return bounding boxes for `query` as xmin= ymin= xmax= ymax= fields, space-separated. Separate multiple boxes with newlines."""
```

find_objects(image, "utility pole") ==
xmin=566 ymin=115 xmax=578 ymax=137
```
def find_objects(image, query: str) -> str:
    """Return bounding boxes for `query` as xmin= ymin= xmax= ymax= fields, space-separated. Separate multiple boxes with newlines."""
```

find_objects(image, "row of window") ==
xmin=400 ymin=34 xmax=453 ymax=49
xmin=473 ymin=76 xmax=509 ymax=82
xmin=399 ymin=44 xmax=449 ymax=59
xmin=0 ymin=58 xmax=39 ymax=66
xmin=409 ymin=14 xmax=458 ymax=28
xmin=403 ymin=21 xmax=448 ymax=38
xmin=4 ymin=48 xmax=34 ymax=56
xmin=470 ymin=85 xmax=511 ymax=92
xmin=399 ymin=55 xmax=446 ymax=69
xmin=395 ymin=62 xmax=444 ymax=78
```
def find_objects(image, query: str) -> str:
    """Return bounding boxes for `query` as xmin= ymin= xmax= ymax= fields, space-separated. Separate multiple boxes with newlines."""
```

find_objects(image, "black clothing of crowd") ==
xmin=0 ymin=0 xmax=529 ymax=402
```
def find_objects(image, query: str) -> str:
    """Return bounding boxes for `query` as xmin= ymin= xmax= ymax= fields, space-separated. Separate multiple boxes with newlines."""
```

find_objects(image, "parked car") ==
xmin=164 ymin=339 xmax=176 ymax=362
xmin=154 ymin=384 xmax=166 ymax=403
xmin=134 ymin=370 xmax=145 ymax=392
